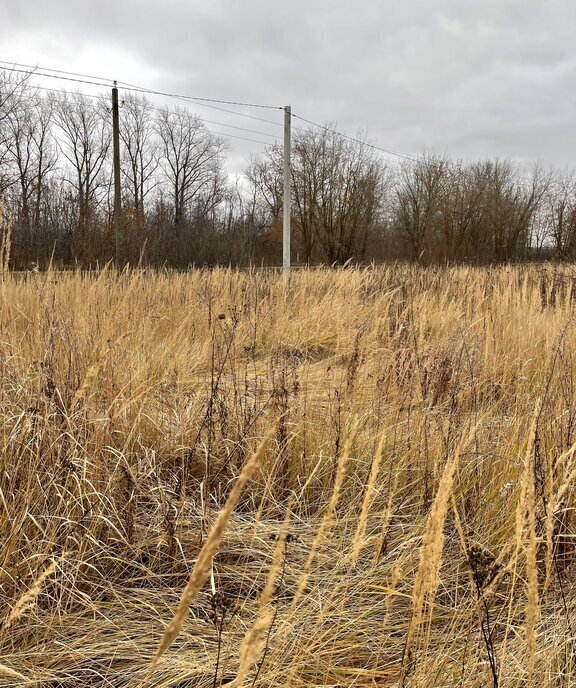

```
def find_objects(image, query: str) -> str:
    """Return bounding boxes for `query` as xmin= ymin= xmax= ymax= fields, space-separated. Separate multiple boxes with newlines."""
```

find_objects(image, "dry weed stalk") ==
xmin=348 ymin=431 xmax=386 ymax=567
xmin=0 ymin=663 xmax=28 ymax=682
xmin=232 ymin=503 xmax=292 ymax=687
xmin=523 ymin=404 xmax=541 ymax=681
xmin=3 ymin=558 xmax=58 ymax=633
xmin=400 ymin=431 xmax=469 ymax=684
xmin=150 ymin=431 xmax=273 ymax=669
xmin=289 ymin=428 xmax=356 ymax=612
xmin=371 ymin=467 xmax=400 ymax=568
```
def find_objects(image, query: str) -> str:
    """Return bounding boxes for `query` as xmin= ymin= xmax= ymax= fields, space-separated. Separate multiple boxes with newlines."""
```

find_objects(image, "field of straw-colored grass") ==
xmin=2 ymin=264 xmax=576 ymax=687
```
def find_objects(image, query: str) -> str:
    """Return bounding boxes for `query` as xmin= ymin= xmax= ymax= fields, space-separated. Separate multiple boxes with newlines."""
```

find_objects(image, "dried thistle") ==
xmin=468 ymin=543 xmax=498 ymax=591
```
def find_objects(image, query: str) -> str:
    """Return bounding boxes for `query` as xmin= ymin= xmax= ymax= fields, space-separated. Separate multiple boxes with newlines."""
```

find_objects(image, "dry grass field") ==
xmin=2 ymin=264 xmax=576 ymax=687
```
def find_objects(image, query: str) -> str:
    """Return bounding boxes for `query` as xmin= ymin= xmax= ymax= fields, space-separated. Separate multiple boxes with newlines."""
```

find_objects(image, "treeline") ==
xmin=0 ymin=69 xmax=575 ymax=269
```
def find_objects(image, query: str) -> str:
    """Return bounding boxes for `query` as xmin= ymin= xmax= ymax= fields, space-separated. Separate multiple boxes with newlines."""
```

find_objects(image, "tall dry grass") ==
xmin=1 ymin=264 xmax=576 ymax=686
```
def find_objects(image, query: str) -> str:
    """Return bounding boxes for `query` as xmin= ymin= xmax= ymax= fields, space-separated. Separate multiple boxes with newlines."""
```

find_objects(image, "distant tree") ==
xmin=544 ymin=173 xmax=576 ymax=259
xmin=393 ymin=155 xmax=448 ymax=261
xmin=0 ymin=69 xmax=31 ymax=195
xmin=155 ymin=107 xmax=228 ymax=227
xmin=245 ymin=125 xmax=388 ymax=263
xmin=119 ymin=93 xmax=159 ymax=225
xmin=434 ymin=161 xmax=487 ymax=261
xmin=4 ymin=90 xmax=57 ymax=238
xmin=53 ymin=92 xmax=111 ymax=248
xmin=0 ymin=67 xmax=567 ymax=268
xmin=392 ymin=157 xmax=550 ymax=263
xmin=296 ymin=128 xmax=388 ymax=263
xmin=244 ymin=147 xmax=284 ymax=243
xmin=480 ymin=160 xmax=549 ymax=261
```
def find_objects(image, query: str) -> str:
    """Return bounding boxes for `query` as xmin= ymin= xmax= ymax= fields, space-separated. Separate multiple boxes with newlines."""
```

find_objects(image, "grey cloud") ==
xmin=2 ymin=0 xmax=576 ymax=168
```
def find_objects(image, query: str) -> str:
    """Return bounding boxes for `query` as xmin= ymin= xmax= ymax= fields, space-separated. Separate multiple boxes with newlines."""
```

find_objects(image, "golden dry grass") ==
xmin=1 ymin=264 xmax=576 ymax=686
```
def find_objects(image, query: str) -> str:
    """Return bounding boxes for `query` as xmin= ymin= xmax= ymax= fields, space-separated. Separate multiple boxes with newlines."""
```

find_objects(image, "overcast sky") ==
xmin=1 ymin=0 xmax=575 ymax=174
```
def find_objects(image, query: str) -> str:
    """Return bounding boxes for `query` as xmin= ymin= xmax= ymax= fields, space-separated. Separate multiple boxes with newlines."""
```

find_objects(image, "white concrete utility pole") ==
xmin=283 ymin=105 xmax=291 ymax=275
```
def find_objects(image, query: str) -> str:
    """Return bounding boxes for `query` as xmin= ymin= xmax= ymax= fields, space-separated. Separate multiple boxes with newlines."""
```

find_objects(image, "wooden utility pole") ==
xmin=112 ymin=82 xmax=122 ymax=266
xmin=283 ymin=105 xmax=291 ymax=275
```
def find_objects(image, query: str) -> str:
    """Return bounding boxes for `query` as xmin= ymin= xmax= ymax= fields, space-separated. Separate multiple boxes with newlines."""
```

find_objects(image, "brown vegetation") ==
xmin=2 ymin=264 xmax=576 ymax=686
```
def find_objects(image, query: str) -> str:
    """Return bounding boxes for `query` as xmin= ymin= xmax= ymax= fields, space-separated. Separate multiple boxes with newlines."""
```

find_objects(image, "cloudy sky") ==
xmin=1 ymin=0 xmax=575 ymax=173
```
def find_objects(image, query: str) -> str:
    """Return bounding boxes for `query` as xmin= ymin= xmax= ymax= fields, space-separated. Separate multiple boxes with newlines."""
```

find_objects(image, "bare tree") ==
xmin=4 ymin=89 xmax=57 ymax=238
xmin=0 ymin=68 xmax=31 ymax=195
xmin=0 ymin=68 xmax=31 ymax=129
xmin=155 ymin=107 xmax=228 ymax=227
xmin=544 ymin=173 xmax=576 ymax=259
xmin=304 ymin=130 xmax=389 ymax=263
xmin=53 ymin=92 xmax=111 ymax=246
xmin=433 ymin=161 xmax=490 ymax=261
xmin=480 ymin=160 xmax=549 ymax=261
xmin=394 ymin=155 xmax=448 ymax=261
xmin=119 ymin=92 xmax=159 ymax=225
xmin=245 ymin=126 xmax=388 ymax=263
xmin=244 ymin=147 xmax=284 ymax=244
xmin=299 ymin=129 xmax=387 ymax=263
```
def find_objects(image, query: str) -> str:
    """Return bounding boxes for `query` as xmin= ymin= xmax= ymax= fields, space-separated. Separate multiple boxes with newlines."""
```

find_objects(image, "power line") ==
xmin=23 ymin=84 xmax=103 ymax=99
xmin=5 ymin=67 xmax=110 ymax=89
xmin=162 ymin=96 xmax=283 ymax=127
xmin=21 ymin=83 xmax=276 ymax=147
xmin=135 ymin=95 xmax=280 ymax=134
xmin=209 ymin=131 xmax=273 ymax=146
xmin=2 ymin=60 xmax=417 ymax=159
xmin=34 ymin=84 xmax=282 ymax=130
xmin=1 ymin=63 xmax=283 ymax=111
xmin=4 ymin=63 xmax=285 ymax=127
xmin=28 ymin=83 xmax=279 ymax=141
xmin=41 ymin=86 xmax=278 ymax=146
xmin=115 ymin=83 xmax=282 ymax=111
xmin=8 ymin=58 xmax=548 ymax=168
xmin=0 ymin=60 xmax=116 ymax=86
xmin=292 ymin=113 xmax=419 ymax=163
xmin=25 ymin=80 xmax=411 ymax=158
xmin=195 ymin=118 xmax=277 ymax=139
